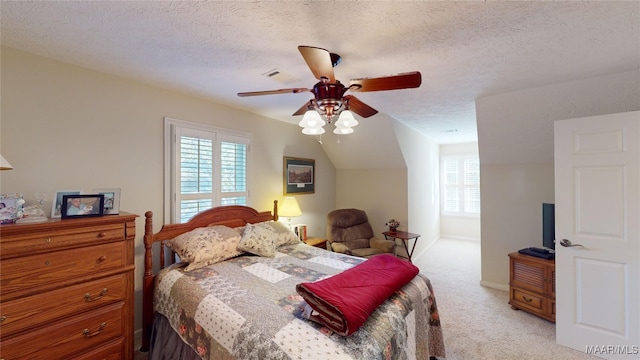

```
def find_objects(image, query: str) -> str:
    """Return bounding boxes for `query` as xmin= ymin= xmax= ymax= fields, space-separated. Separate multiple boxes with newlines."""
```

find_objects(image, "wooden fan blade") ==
xmin=237 ymin=88 xmax=310 ymax=97
xmin=292 ymin=102 xmax=312 ymax=116
xmin=298 ymin=46 xmax=335 ymax=83
xmin=343 ymin=95 xmax=378 ymax=118
xmin=348 ymin=71 xmax=421 ymax=92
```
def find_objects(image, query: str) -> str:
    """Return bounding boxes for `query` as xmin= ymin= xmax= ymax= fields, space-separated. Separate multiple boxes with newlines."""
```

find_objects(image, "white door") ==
xmin=555 ymin=111 xmax=639 ymax=359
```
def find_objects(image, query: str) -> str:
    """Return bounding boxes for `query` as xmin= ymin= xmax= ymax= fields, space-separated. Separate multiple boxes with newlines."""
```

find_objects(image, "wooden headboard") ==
xmin=141 ymin=201 xmax=279 ymax=351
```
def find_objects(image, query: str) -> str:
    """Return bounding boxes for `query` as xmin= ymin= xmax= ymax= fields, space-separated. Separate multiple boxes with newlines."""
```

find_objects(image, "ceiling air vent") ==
xmin=262 ymin=68 xmax=299 ymax=85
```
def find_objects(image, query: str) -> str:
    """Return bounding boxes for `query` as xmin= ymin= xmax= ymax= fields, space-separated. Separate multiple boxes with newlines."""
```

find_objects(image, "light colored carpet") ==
xmin=415 ymin=238 xmax=599 ymax=360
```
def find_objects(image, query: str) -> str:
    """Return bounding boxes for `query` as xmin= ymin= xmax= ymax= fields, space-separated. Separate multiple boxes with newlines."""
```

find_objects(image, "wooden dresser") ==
xmin=508 ymin=252 xmax=556 ymax=322
xmin=0 ymin=213 xmax=137 ymax=360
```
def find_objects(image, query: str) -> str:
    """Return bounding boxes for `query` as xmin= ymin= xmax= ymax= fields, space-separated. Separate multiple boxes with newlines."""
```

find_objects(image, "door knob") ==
xmin=560 ymin=239 xmax=584 ymax=248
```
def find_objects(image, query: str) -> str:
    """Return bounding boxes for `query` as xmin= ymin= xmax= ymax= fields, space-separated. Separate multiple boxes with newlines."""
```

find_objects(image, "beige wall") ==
xmin=476 ymin=69 xmax=640 ymax=289
xmin=394 ymin=121 xmax=440 ymax=260
xmin=333 ymin=121 xmax=441 ymax=263
xmin=0 ymin=47 xmax=336 ymax=331
xmin=335 ymin=168 xmax=408 ymax=239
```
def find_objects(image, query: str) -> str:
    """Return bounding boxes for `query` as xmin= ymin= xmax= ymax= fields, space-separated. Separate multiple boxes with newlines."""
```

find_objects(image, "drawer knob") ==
xmin=0 ymin=315 xmax=6 ymax=323
xmin=45 ymin=237 xmax=52 ymax=243
xmin=84 ymin=288 xmax=108 ymax=302
xmin=97 ymin=232 xmax=107 ymax=238
xmin=522 ymin=296 xmax=533 ymax=303
xmin=98 ymin=255 xmax=107 ymax=262
xmin=82 ymin=322 xmax=106 ymax=338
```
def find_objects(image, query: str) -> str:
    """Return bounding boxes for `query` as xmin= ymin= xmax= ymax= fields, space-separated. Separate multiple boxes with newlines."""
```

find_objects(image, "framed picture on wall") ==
xmin=283 ymin=157 xmax=315 ymax=194
xmin=93 ymin=188 xmax=121 ymax=215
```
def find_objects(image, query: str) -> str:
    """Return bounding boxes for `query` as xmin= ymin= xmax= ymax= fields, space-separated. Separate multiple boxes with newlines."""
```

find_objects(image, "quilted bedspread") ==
xmin=154 ymin=243 xmax=445 ymax=360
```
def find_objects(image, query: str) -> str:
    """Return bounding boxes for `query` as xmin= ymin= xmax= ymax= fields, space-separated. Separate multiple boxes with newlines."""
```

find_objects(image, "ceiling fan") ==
xmin=237 ymin=45 xmax=422 ymax=135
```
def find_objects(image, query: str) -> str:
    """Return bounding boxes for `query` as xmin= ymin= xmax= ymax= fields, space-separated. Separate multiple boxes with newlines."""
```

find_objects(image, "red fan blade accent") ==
xmin=237 ymin=88 xmax=310 ymax=97
xmin=343 ymin=95 xmax=378 ymax=118
xmin=348 ymin=71 xmax=421 ymax=92
xmin=298 ymin=46 xmax=335 ymax=83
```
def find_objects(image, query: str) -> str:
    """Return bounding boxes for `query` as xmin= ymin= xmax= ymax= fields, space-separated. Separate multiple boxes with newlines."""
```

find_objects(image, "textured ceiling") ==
xmin=1 ymin=1 xmax=638 ymax=144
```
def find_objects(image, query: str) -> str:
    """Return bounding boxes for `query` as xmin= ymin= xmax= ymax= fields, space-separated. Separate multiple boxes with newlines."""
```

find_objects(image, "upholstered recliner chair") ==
xmin=326 ymin=208 xmax=396 ymax=258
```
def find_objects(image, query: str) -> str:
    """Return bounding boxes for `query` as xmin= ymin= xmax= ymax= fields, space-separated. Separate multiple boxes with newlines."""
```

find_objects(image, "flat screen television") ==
xmin=542 ymin=203 xmax=555 ymax=250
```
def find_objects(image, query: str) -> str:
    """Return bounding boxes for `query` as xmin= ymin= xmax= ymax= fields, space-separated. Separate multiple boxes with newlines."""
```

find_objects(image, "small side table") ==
xmin=383 ymin=230 xmax=421 ymax=262
xmin=305 ymin=237 xmax=327 ymax=250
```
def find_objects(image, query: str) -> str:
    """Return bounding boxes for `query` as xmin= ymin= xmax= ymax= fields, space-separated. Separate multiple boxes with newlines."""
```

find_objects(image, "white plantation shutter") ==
xmin=443 ymin=159 xmax=459 ymax=212
xmin=441 ymin=156 xmax=480 ymax=216
xmin=463 ymin=159 xmax=481 ymax=213
xmin=219 ymin=136 xmax=248 ymax=206
xmin=178 ymin=132 xmax=214 ymax=222
xmin=166 ymin=118 xmax=250 ymax=223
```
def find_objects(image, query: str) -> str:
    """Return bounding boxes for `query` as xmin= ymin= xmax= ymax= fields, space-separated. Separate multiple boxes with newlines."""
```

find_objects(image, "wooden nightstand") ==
xmin=305 ymin=237 xmax=327 ymax=249
xmin=508 ymin=252 xmax=556 ymax=322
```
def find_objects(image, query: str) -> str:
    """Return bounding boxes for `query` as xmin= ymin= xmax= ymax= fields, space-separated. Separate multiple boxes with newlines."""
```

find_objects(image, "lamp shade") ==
xmin=280 ymin=197 xmax=302 ymax=217
xmin=298 ymin=110 xmax=325 ymax=128
xmin=0 ymin=155 xmax=13 ymax=170
xmin=336 ymin=110 xmax=358 ymax=127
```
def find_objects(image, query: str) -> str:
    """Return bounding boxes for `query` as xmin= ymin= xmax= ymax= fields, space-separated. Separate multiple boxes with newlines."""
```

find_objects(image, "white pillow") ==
xmin=237 ymin=222 xmax=278 ymax=257
xmin=165 ymin=225 xmax=243 ymax=271
xmin=255 ymin=221 xmax=301 ymax=247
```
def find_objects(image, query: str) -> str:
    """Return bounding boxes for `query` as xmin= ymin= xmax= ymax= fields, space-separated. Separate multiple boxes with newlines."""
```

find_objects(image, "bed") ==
xmin=142 ymin=201 xmax=445 ymax=359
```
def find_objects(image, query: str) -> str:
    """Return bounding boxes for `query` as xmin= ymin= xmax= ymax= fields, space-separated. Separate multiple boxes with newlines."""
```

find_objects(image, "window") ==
xmin=165 ymin=118 xmax=250 ymax=223
xmin=441 ymin=155 xmax=480 ymax=216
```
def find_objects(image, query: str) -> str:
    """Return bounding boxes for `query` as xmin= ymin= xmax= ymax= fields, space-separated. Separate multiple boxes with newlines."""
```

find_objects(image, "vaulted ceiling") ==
xmin=1 ymin=1 xmax=638 ymax=144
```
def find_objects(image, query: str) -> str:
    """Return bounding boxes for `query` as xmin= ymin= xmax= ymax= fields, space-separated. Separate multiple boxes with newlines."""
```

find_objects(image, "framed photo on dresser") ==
xmin=52 ymin=190 xmax=82 ymax=218
xmin=93 ymin=188 xmax=121 ymax=215
xmin=61 ymin=194 xmax=104 ymax=219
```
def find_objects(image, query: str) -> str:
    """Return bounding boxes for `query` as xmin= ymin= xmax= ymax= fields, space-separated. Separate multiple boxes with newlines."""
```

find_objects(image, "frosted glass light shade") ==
xmin=336 ymin=110 xmax=358 ymax=127
xmin=333 ymin=126 xmax=354 ymax=135
xmin=299 ymin=110 xmax=325 ymax=128
xmin=302 ymin=126 xmax=325 ymax=135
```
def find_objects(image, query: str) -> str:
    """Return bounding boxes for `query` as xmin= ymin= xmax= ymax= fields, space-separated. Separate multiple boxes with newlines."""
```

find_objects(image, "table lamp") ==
xmin=1 ymin=155 xmax=14 ymax=170
xmin=279 ymin=196 xmax=302 ymax=229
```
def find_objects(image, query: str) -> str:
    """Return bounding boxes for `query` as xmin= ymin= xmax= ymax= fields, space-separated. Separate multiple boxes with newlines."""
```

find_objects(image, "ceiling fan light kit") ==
xmin=238 ymin=45 xmax=421 ymax=137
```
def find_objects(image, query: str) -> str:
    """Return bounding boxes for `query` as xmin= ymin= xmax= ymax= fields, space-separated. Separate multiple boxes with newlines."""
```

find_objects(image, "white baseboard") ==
xmin=439 ymin=235 xmax=480 ymax=242
xmin=480 ymin=280 xmax=509 ymax=292
xmin=134 ymin=328 xmax=143 ymax=352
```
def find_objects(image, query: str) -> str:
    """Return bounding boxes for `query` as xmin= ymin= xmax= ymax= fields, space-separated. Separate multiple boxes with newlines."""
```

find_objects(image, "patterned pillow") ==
xmin=254 ymin=221 xmax=300 ymax=247
xmin=165 ymin=225 xmax=243 ymax=271
xmin=237 ymin=222 xmax=278 ymax=257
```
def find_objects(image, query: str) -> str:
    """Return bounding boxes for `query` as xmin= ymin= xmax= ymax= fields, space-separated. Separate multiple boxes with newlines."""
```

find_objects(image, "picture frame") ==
xmin=283 ymin=157 xmax=315 ymax=194
xmin=61 ymin=194 xmax=104 ymax=219
xmin=52 ymin=190 xmax=82 ymax=218
xmin=0 ymin=193 xmax=24 ymax=224
xmin=92 ymin=188 xmax=121 ymax=215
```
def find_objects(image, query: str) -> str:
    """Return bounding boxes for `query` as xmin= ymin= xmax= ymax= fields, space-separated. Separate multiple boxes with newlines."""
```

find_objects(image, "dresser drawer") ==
xmin=1 ymin=242 xmax=127 ymax=295
xmin=510 ymin=288 xmax=544 ymax=312
xmin=0 ymin=302 xmax=125 ymax=360
xmin=0 ymin=224 xmax=125 ymax=259
xmin=0 ymin=273 xmax=128 ymax=337
xmin=71 ymin=337 xmax=125 ymax=360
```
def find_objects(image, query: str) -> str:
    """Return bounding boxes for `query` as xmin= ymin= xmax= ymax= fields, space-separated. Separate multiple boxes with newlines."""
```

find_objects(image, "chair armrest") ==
xmin=369 ymin=237 xmax=396 ymax=253
xmin=330 ymin=242 xmax=352 ymax=254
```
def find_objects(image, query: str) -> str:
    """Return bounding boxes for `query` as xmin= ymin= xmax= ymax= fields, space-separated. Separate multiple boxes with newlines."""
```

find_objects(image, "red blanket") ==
xmin=296 ymin=254 xmax=419 ymax=336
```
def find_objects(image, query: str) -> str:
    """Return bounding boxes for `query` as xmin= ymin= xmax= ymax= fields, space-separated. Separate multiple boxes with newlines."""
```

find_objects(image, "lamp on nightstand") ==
xmin=1 ymin=155 xmax=14 ymax=170
xmin=279 ymin=196 xmax=302 ymax=229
